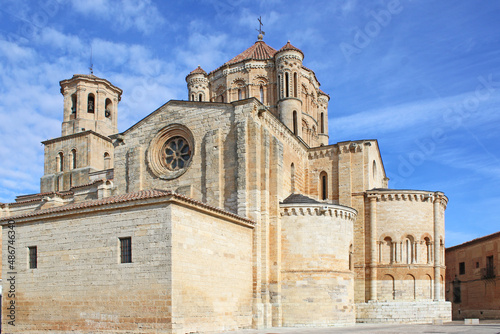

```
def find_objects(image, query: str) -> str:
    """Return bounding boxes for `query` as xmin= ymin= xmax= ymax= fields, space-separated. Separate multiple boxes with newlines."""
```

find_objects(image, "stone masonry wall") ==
xmin=356 ymin=301 xmax=451 ymax=323
xmin=280 ymin=204 xmax=356 ymax=326
xmin=170 ymin=204 xmax=254 ymax=333
xmin=2 ymin=202 xmax=174 ymax=333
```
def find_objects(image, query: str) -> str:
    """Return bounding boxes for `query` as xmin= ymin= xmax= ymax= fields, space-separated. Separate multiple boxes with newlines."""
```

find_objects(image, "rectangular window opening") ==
xmin=28 ymin=246 xmax=37 ymax=269
xmin=120 ymin=237 xmax=132 ymax=263
xmin=459 ymin=262 xmax=465 ymax=275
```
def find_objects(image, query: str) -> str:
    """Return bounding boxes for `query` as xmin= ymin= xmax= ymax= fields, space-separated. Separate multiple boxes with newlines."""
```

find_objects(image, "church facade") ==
xmin=1 ymin=35 xmax=450 ymax=333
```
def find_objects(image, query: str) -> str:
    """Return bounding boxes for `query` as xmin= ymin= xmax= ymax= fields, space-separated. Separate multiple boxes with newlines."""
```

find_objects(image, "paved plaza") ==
xmin=224 ymin=321 xmax=500 ymax=334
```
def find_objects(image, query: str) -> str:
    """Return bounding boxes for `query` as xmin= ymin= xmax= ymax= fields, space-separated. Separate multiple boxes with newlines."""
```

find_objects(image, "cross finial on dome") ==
xmin=256 ymin=16 xmax=265 ymax=41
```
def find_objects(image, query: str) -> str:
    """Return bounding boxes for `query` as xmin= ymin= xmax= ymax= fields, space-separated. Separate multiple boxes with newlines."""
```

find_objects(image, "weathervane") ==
xmin=256 ymin=16 xmax=265 ymax=39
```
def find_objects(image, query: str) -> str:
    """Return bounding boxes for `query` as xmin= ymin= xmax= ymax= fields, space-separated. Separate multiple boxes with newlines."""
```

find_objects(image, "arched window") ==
xmin=57 ymin=152 xmax=64 ymax=172
xmin=105 ymin=98 xmax=112 ymax=118
xmin=292 ymin=110 xmax=298 ymax=135
xmin=260 ymin=85 xmax=264 ymax=103
xmin=191 ymin=94 xmax=194 ymax=101
xmin=381 ymin=237 xmax=393 ymax=264
xmin=291 ymin=163 xmax=295 ymax=193
xmin=71 ymin=149 xmax=77 ymax=169
xmin=293 ymin=72 xmax=298 ymax=98
xmin=320 ymin=112 xmax=324 ymax=133
xmin=285 ymin=72 xmax=290 ymax=98
xmin=372 ymin=160 xmax=377 ymax=180
xmin=104 ymin=152 xmax=111 ymax=169
xmin=199 ymin=94 xmax=203 ymax=102
xmin=221 ymin=94 xmax=224 ymax=103
xmin=87 ymin=93 xmax=95 ymax=113
xmin=424 ymin=237 xmax=432 ymax=264
xmin=404 ymin=235 xmax=415 ymax=264
xmin=238 ymin=88 xmax=242 ymax=100
xmin=71 ymin=93 xmax=77 ymax=115
xmin=320 ymin=171 xmax=328 ymax=200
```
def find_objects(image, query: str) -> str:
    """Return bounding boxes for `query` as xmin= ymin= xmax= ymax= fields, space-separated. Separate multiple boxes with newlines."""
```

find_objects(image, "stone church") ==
xmin=1 ymin=34 xmax=451 ymax=333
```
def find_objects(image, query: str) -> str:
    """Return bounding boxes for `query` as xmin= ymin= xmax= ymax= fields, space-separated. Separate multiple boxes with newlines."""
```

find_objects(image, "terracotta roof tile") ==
xmin=188 ymin=65 xmax=207 ymax=75
xmin=318 ymin=89 xmax=329 ymax=96
xmin=2 ymin=189 xmax=255 ymax=225
xmin=224 ymin=41 xmax=278 ymax=66
xmin=278 ymin=40 xmax=303 ymax=55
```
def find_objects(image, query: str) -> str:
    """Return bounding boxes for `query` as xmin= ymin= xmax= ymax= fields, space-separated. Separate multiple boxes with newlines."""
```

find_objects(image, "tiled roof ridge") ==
xmin=188 ymin=65 xmax=207 ymax=75
xmin=447 ymin=230 xmax=500 ymax=250
xmin=224 ymin=40 xmax=278 ymax=66
xmin=281 ymin=193 xmax=320 ymax=204
xmin=11 ymin=191 xmax=74 ymax=206
xmin=277 ymin=40 xmax=303 ymax=55
xmin=2 ymin=189 xmax=255 ymax=225
xmin=70 ymin=179 xmax=106 ymax=190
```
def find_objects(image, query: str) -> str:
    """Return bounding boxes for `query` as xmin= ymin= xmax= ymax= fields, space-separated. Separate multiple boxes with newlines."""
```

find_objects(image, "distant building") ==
xmin=1 ymin=34 xmax=451 ymax=333
xmin=445 ymin=232 xmax=500 ymax=319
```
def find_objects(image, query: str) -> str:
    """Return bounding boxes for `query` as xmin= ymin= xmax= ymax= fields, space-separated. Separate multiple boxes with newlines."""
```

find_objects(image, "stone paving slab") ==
xmin=222 ymin=321 xmax=500 ymax=334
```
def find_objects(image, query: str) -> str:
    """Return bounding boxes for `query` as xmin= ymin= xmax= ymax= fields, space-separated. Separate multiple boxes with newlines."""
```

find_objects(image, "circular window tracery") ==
xmin=147 ymin=124 xmax=194 ymax=180
xmin=164 ymin=136 xmax=191 ymax=170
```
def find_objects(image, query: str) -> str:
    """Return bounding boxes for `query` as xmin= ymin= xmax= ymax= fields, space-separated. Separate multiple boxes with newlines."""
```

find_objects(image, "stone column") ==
xmin=369 ymin=195 xmax=378 ymax=301
xmin=433 ymin=195 xmax=441 ymax=301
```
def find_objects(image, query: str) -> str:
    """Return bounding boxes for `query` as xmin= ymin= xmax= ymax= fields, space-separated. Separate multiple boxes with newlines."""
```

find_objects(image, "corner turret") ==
xmin=186 ymin=66 xmax=209 ymax=102
xmin=275 ymin=41 xmax=304 ymax=138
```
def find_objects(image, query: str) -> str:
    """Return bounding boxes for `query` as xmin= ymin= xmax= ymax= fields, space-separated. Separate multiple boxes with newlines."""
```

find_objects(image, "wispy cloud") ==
xmin=69 ymin=0 xmax=165 ymax=35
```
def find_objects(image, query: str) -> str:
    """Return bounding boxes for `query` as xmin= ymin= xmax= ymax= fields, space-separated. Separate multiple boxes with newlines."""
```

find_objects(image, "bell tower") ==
xmin=40 ymin=74 xmax=122 ymax=193
xmin=60 ymin=74 xmax=122 ymax=137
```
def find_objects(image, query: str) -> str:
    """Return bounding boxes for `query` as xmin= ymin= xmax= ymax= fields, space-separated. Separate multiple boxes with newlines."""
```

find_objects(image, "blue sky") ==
xmin=0 ymin=0 xmax=499 ymax=247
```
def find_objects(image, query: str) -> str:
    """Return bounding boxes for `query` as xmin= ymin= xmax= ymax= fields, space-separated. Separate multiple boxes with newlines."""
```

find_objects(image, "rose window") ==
xmin=147 ymin=124 xmax=194 ymax=180
xmin=164 ymin=136 xmax=191 ymax=170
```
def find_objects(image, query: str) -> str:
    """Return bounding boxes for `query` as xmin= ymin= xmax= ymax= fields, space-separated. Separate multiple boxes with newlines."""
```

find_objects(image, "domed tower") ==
xmin=275 ymin=41 xmax=304 ymax=138
xmin=60 ymin=74 xmax=122 ymax=137
xmin=186 ymin=66 xmax=209 ymax=102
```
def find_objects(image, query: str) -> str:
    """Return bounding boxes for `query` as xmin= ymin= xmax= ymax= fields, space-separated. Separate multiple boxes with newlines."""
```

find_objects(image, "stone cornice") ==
xmin=280 ymin=203 xmax=357 ymax=221
xmin=60 ymin=74 xmax=122 ymax=99
xmin=366 ymin=189 xmax=448 ymax=208
xmin=1 ymin=189 xmax=255 ymax=228
xmin=42 ymin=130 xmax=112 ymax=145
xmin=209 ymin=61 xmax=275 ymax=81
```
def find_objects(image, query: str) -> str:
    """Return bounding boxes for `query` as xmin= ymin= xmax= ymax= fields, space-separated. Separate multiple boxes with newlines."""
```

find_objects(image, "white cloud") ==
xmin=69 ymin=0 xmax=165 ymax=35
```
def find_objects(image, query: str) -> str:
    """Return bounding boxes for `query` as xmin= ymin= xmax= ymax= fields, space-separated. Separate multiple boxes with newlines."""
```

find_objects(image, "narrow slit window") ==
xmin=285 ymin=72 xmax=290 ymax=98
xmin=29 ymin=246 xmax=37 ymax=269
xmin=120 ymin=237 xmax=132 ymax=263
xmin=293 ymin=72 xmax=298 ymax=97
xmin=293 ymin=110 xmax=298 ymax=135
xmin=71 ymin=149 xmax=77 ymax=169
xmin=320 ymin=112 xmax=325 ymax=134
xmin=320 ymin=171 xmax=328 ymax=200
